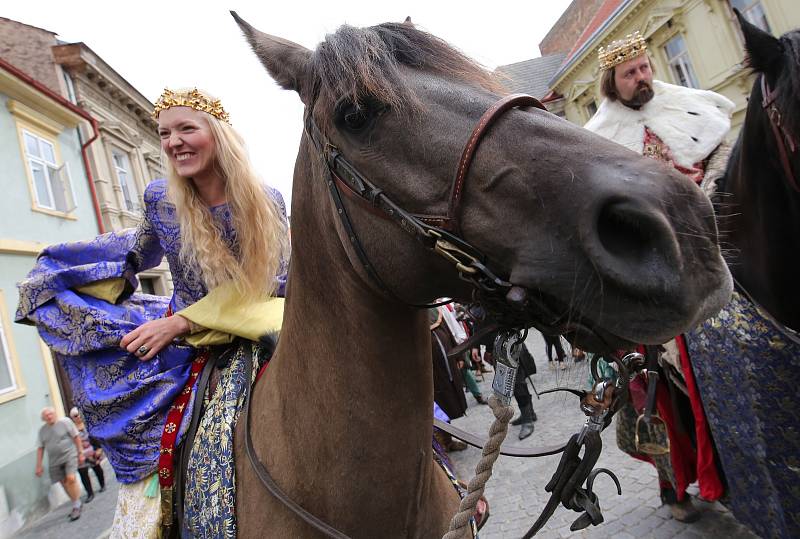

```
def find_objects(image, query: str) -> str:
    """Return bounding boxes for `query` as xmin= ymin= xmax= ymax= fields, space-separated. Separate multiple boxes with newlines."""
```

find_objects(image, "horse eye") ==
xmin=341 ymin=104 xmax=369 ymax=131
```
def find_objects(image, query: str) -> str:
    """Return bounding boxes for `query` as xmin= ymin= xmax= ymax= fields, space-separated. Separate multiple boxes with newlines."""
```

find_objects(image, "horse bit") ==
xmin=243 ymin=92 xmax=653 ymax=537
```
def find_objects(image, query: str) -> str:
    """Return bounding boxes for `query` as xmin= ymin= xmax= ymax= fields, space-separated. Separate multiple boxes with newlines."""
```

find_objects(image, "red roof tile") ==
xmin=563 ymin=0 xmax=625 ymax=65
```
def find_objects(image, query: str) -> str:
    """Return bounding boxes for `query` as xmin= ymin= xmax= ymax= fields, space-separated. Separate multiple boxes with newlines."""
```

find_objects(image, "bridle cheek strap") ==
xmin=761 ymin=75 xmax=800 ymax=192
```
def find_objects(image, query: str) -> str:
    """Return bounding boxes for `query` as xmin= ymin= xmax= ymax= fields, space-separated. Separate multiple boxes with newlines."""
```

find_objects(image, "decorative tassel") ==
xmin=144 ymin=473 xmax=159 ymax=498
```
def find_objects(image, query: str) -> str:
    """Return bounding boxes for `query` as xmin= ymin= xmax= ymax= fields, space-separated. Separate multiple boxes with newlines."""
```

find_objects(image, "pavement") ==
xmin=14 ymin=460 xmax=116 ymax=539
xmin=448 ymin=331 xmax=759 ymax=539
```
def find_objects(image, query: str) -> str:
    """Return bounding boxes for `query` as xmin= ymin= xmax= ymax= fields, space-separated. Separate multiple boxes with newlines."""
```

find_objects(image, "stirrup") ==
xmin=635 ymin=413 xmax=670 ymax=455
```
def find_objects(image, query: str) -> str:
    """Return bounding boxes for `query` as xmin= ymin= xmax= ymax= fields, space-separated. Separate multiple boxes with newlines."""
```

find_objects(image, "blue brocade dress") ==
xmin=16 ymin=178 xmax=286 ymax=536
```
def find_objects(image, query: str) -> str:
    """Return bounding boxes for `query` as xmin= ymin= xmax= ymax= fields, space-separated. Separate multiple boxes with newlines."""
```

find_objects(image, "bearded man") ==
xmin=584 ymin=32 xmax=733 ymax=523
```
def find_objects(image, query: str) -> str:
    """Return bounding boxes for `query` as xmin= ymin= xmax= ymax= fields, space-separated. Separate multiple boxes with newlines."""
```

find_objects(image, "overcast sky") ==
xmin=4 ymin=0 xmax=573 ymax=208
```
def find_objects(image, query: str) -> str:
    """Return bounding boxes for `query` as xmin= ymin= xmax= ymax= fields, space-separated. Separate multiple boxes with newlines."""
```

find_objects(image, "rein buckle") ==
xmin=490 ymin=330 xmax=526 ymax=405
xmin=432 ymin=236 xmax=479 ymax=275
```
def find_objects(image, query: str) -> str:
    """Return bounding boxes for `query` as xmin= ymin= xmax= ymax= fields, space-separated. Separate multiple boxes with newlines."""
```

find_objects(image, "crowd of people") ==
xmin=35 ymin=407 xmax=106 ymax=521
xmin=430 ymin=303 xmax=551 ymax=448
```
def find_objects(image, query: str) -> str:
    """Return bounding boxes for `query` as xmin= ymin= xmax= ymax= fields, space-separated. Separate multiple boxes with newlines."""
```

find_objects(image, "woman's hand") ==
xmin=120 ymin=315 xmax=190 ymax=361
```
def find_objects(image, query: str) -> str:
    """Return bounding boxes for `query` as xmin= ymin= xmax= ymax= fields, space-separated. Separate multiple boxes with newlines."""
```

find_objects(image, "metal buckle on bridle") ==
xmin=490 ymin=329 xmax=527 ymax=406
xmin=430 ymin=231 xmax=479 ymax=276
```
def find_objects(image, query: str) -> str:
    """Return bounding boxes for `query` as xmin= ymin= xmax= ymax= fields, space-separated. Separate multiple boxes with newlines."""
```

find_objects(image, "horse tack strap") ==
xmin=447 ymin=93 xmax=546 ymax=232
xmin=243 ymin=357 xmax=353 ymax=539
xmin=761 ymin=75 xmax=800 ymax=193
xmin=304 ymin=93 xmax=544 ymax=308
xmin=433 ymin=419 xmax=567 ymax=457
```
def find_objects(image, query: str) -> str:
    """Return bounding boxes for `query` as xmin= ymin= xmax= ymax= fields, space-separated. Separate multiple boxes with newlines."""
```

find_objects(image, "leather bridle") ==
xmin=303 ymin=93 xmax=546 ymax=308
xmin=242 ymin=93 xmax=591 ymax=539
xmin=761 ymin=74 xmax=800 ymax=192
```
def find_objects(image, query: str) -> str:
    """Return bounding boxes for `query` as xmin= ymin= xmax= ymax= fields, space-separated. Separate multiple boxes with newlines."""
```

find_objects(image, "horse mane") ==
xmin=309 ymin=22 xmax=506 ymax=123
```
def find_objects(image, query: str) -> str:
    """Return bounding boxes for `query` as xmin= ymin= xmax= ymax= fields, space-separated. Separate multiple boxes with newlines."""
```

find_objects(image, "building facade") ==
xmin=547 ymin=0 xmax=800 ymax=131
xmin=0 ymin=18 xmax=169 ymax=535
xmin=0 ymin=54 xmax=100 ymax=536
xmin=53 ymin=42 xmax=171 ymax=295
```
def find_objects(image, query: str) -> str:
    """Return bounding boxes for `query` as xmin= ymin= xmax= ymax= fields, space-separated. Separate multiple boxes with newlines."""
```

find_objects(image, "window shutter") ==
xmin=55 ymin=163 xmax=77 ymax=213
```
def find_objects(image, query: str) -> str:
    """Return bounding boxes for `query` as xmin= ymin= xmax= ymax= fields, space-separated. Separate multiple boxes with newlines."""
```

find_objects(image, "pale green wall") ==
xmin=0 ymin=255 xmax=59 ymax=526
xmin=0 ymin=93 xmax=99 ymax=242
xmin=0 ymin=87 xmax=102 ymax=525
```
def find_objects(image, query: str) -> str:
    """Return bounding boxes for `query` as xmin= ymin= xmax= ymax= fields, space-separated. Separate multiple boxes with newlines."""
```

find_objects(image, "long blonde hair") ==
xmin=165 ymin=111 xmax=288 ymax=298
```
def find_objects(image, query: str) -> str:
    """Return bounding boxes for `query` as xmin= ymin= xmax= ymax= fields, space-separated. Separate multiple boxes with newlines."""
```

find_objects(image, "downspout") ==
xmin=0 ymin=58 xmax=105 ymax=233
xmin=79 ymin=118 xmax=105 ymax=233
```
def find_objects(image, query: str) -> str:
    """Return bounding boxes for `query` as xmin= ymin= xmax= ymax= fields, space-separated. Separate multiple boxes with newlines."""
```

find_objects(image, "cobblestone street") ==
xmin=448 ymin=332 xmax=758 ymax=539
xmin=16 ymin=331 xmax=762 ymax=539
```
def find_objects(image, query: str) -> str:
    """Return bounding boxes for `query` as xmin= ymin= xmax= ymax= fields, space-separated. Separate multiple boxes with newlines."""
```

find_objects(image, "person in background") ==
xmin=69 ymin=407 xmax=106 ymax=503
xmin=510 ymin=343 xmax=538 ymax=439
xmin=35 ymin=407 xmax=84 ymax=521
xmin=543 ymin=334 xmax=566 ymax=369
xmin=584 ymin=32 xmax=731 ymax=522
xmin=438 ymin=304 xmax=488 ymax=405
xmin=430 ymin=309 xmax=468 ymax=452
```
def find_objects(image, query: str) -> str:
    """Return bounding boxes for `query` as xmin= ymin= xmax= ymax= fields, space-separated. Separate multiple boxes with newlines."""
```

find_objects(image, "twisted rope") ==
xmin=443 ymin=395 xmax=513 ymax=539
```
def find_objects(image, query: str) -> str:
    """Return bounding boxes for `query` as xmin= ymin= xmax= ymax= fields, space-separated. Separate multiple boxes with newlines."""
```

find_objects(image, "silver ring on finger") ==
xmin=137 ymin=345 xmax=150 ymax=356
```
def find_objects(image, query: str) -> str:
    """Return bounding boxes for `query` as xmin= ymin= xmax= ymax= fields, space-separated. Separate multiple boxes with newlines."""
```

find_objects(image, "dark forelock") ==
xmin=309 ymin=22 xmax=505 ymax=122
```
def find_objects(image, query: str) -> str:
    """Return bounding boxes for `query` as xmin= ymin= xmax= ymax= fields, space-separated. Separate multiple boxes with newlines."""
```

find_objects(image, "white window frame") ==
xmin=0 ymin=313 xmax=17 ymax=397
xmin=664 ymin=35 xmax=700 ymax=89
xmin=0 ymin=290 xmax=25 ymax=403
xmin=729 ymin=0 xmax=771 ymax=33
xmin=22 ymin=129 xmax=76 ymax=214
xmin=112 ymin=148 xmax=139 ymax=213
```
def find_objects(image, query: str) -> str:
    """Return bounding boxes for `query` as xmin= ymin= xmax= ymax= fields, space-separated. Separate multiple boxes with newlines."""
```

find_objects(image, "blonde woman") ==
xmin=17 ymin=88 xmax=288 ymax=538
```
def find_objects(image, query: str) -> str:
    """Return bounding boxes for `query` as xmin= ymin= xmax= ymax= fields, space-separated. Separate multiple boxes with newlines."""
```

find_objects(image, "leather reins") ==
xmin=761 ymin=74 xmax=800 ymax=192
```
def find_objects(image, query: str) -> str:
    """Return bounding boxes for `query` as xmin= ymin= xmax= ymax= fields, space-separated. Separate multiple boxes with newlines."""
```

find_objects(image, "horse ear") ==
xmin=734 ymin=8 xmax=783 ymax=75
xmin=403 ymin=16 xmax=414 ymax=27
xmin=230 ymin=11 xmax=311 ymax=99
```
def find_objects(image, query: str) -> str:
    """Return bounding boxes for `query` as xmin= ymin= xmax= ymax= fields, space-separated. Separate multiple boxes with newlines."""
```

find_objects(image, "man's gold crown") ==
xmin=152 ymin=88 xmax=230 ymax=124
xmin=598 ymin=32 xmax=647 ymax=71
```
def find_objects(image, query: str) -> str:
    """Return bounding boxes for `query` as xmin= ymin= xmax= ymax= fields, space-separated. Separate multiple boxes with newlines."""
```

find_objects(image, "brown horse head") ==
xmin=232 ymin=13 xmax=730 ymax=350
xmin=230 ymin=14 xmax=735 ymax=538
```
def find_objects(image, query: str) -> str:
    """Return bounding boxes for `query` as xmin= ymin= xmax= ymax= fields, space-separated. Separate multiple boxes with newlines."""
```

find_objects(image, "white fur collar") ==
xmin=584 ymin=80 xmax=734 ymax=167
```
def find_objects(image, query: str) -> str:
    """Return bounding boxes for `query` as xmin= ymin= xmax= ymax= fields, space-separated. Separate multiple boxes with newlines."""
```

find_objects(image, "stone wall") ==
xmin=0 ymin=18 xmax=63 ymax=97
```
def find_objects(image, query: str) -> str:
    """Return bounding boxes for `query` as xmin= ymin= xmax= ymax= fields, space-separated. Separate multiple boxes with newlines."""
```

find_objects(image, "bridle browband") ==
xmin=304 ymin=93 xmax=547 ymax=307
xmin=761 ymin=74 xmax=800 ymax=192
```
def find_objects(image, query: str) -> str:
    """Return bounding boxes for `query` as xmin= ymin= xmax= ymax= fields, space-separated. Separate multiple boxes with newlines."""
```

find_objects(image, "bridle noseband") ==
xmin=304 ymin=93 xmax=546 ymax=307
xmin=761 ymin=74 xmax=800 ymax=192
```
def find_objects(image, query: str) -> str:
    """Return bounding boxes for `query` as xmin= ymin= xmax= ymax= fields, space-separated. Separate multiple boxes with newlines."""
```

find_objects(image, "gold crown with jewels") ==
xmin=152 ymin=88 xmax=230 ymax=124
xmin=598 ymin=32 xmax=647 ymax=70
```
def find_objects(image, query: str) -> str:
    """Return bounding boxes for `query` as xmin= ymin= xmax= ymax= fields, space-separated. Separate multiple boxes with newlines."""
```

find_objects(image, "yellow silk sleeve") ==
xmin=74 ymin=278 xmax=128 ymax=304
xmin=177 ymin=282 xmax=284 ymax=347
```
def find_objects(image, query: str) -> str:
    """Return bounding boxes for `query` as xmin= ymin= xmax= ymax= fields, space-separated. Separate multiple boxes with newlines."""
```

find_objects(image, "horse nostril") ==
xmin=596 ymin=201 xmax=657 ymax=263
xmin=585 ymin=197 xmax=681 ymax=295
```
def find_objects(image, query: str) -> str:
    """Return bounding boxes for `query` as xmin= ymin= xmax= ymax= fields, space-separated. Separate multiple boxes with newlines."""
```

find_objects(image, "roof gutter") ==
xmin=0 ymin=57 xmax=105 ymax=233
